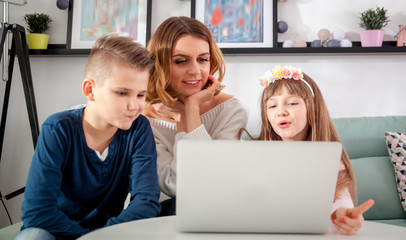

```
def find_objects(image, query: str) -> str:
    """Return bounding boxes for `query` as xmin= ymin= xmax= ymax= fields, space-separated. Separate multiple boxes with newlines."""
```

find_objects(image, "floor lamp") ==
xmin=0 ymin=0 xmax=40 ymax=225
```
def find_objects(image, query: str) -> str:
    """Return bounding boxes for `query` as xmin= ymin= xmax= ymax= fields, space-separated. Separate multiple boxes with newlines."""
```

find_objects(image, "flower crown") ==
xmin=259 ymin=65 xmax=314 ymax=96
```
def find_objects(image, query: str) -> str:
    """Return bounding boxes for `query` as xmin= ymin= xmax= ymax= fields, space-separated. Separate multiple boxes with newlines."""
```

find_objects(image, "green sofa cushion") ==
xmin=351 ymin=156 xmax=406 ymax=220
xmin=0 ymin=221 xmax=22 ymax=240
xmin=333 ymin=116 xmax=406 ymax=159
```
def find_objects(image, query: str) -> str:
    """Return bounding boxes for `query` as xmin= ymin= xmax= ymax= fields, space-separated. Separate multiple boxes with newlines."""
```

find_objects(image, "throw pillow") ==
xmin=384 ymin=131 xmax=406 ymax=211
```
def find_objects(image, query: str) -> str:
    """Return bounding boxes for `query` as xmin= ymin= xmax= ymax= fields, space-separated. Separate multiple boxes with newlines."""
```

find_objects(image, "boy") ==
xmin=15 ymin=35 xmax=161 ymax=240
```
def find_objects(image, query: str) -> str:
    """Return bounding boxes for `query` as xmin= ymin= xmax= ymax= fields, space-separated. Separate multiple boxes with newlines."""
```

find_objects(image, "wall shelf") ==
xmin=221 ymin=41 xmax=406 ymax=54
xmin=28 ymin=42 xmax=406 ymax=56
xmin=27 ymin=0 xmax=406 ymax=56
xmin=28 ymin=44 xmax=90 ymax=56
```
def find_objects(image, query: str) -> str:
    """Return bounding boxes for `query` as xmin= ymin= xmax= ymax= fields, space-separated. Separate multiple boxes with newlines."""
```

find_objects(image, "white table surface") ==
xmin=78 ymin=216 xmax=406 ymax=240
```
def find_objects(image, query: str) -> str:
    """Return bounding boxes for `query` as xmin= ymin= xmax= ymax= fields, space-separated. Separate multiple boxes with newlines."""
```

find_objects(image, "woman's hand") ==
xmin=185 ymin=75 xmax=220 ymax=106
xmin=173 ymin=75 xmax=220 ymax=132
xmin=152 ymin=102 xmax=184 ymax=123
xmin=331 ymin=199 xmax=374 ymax=235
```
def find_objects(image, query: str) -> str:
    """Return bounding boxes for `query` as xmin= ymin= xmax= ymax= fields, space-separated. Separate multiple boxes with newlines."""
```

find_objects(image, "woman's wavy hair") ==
xmin=146 ymin=16 xmax=225 ymax=105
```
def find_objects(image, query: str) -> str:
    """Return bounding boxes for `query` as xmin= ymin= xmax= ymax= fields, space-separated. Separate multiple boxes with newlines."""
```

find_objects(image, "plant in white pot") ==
xmin=359 ymin=6 xmax=390 ymax=47
xmin=23 ymin=12 xmax=52 ymax=49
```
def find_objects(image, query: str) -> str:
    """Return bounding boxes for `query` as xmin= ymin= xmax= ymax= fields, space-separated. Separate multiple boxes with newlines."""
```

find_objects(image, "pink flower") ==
xmin=282 ymin=69 xmax=291 ymax=78
xmin=292 ymin=72 xmax=301 ymax=80
xmin=259 ymin=66 xmax=305 ymax=88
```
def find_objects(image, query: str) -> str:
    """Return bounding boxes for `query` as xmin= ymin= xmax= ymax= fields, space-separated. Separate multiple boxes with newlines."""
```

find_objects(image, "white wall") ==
xmin=278 ymin=0 xmax=405 ymax=42
xmin=223 ymin=54 xmax=406 ymax=134
xmin=1 ymin=0 xmax=405 ymax=228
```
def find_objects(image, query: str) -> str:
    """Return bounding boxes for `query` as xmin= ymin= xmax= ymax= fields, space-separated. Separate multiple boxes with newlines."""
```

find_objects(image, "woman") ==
xmin=144 ymin=16 xmax=248 ymax=215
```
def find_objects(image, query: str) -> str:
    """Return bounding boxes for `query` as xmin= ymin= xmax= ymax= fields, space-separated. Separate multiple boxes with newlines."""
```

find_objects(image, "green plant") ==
xmin=359 ymin=6 xmax=390 ymax=30
xmin=23 ymin=12 xmax=52 ymax=34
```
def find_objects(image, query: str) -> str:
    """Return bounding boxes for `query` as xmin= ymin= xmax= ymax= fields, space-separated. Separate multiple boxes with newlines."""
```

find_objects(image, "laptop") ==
xmin=176 ymin=140 xmax=342 ymax=234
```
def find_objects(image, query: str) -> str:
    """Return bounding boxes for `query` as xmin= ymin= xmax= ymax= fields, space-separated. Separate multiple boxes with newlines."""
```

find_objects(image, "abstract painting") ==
xmin=192 ymin=0 xmax=272 ymax=49
xmin=68 ymin=0 xmax=151 ymax=49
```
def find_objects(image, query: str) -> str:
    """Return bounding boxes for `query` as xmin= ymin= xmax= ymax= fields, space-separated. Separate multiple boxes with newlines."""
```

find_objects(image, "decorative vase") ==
xmin=360 ymin=30 xmax=384 ymax=47
xmin=26 ymin=33 xmax=49 ymax=49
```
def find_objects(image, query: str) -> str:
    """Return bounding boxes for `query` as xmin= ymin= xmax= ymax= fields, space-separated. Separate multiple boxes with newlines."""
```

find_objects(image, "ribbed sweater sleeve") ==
xmin=148 ymin=97 xmax=248 ymax=197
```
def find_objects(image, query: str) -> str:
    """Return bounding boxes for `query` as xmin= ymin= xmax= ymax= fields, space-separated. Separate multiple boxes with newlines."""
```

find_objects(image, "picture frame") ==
xmin=67 ymin=0 xmax=152 ymax=49
xmin=191 ymin=0 xmax=276 ymax=54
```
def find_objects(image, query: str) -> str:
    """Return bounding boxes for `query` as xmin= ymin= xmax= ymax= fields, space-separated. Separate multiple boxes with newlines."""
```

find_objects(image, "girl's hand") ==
xmin=186 ymin=75 xmax=220 ymax=106
xmin=331 ymin=199 xmax=374 ymax=235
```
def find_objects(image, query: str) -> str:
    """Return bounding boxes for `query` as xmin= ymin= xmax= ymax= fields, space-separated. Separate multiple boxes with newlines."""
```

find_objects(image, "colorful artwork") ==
xmin=79 ymin=0 xmax=140 ymax=41
xmin=204 ymin=0 xmax=264 ymax=43
xmin=68 ymin=0 xmax=149 ymax=49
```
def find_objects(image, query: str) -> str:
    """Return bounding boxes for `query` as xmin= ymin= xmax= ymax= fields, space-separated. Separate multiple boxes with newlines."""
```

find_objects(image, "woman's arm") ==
xmin=153 ymin=97 xmax=248 ymax=197
xmin=179 ymin=75 xmax=221 ymax=133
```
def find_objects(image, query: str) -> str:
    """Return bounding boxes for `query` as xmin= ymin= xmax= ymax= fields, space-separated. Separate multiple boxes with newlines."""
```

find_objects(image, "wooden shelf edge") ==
xmin=28 ymin=44 xmax=91 ymax=56
xmin=28 ymin=43 xmax=406 ymax=56
xmin=221 ymin=41 xmax=406 ymax=54
xmin=221 ymin=46 xmax=406 ymax=55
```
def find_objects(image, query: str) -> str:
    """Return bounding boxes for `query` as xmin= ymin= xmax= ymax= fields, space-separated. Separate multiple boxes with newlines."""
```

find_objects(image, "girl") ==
xmin=143 ymin=16 xmax=248 ymax=215
xmin=249 ymin=65 xmax=374 ymax=235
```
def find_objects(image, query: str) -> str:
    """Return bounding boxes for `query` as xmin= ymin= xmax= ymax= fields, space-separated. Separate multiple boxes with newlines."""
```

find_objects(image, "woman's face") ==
xmin=169 ymin=35 xmax=210 ymax=99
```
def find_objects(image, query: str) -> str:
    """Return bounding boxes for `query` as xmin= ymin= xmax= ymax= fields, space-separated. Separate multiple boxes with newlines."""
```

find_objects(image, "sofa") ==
xmin=1 ymin=115 xmax=405 ymax=239
xmin=333 ymin=115 xmax=406 ymax=227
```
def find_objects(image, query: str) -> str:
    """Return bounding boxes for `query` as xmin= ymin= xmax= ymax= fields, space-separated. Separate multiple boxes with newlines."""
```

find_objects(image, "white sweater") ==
xmin=147 ymin=97 xmax=248 ymax=197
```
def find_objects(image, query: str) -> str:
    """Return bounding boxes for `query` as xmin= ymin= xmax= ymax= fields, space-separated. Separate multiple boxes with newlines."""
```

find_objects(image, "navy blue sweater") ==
xmin=21 ymin=108 xmax=161 ymax=239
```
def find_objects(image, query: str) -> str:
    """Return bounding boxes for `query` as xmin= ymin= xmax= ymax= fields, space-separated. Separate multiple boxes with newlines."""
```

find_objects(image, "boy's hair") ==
xmin=257 ymin=74 xmax=356 ymax=202
xmin=146 ymin=16 xmax=225 ymax=105
xmin=84 ymin=35 xmax=153 ymax=84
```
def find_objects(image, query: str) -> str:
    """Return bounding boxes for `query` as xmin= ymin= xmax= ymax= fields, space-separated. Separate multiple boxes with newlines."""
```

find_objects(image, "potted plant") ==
xmin=23 ymin=12 xmax=52 ymax=49
xmin=359 ymin=6 xmax=390 ymax=47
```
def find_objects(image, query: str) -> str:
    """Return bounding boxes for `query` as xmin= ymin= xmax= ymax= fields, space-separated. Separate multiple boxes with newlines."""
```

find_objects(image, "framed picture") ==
xmin=67 ymin=0 xmax=152 ymax=49
xmin=191 ymin=0 xmax=275 ymax=53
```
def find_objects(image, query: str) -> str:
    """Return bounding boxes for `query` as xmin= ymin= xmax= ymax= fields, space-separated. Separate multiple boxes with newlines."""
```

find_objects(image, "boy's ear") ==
xmin=82 ymin=78 xmax=95 ymax=101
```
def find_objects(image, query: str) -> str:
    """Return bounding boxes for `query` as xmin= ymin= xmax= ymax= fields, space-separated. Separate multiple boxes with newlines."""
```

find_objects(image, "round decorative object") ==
xmin=310 ymin=40 xmax=322 ymax=47
xmin=318 ymin=29 xmax=331 ymax=41
xmin=282 ymin=40 xmax=294 ymax=48
xmin=56 ymin=0 xmax=69 ymax=10
xmin=326 ymin=39 xmax=340 ymax=47
xmin=278 ymin=21 xmax=288 ymax=33
xmin=332 ymin=29 xmax=345 ymax=41
xmin=293 ymin=39 xmax=307 ymax=48
xmin=340 ymin=39 xmax=353 ymax=47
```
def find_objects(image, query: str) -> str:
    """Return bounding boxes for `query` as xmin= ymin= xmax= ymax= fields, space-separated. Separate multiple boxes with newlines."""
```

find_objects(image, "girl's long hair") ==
xmin=253 ymin=74 xmax=356 ymax=202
